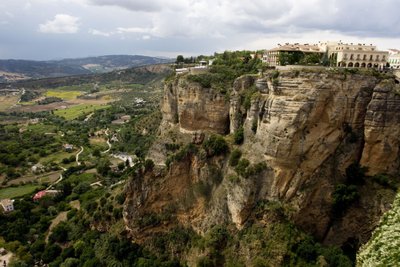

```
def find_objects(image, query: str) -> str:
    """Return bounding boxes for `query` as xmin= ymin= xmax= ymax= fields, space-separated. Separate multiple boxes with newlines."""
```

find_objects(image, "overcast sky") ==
xmin=1 ymin=0 xmax=400 ymax=60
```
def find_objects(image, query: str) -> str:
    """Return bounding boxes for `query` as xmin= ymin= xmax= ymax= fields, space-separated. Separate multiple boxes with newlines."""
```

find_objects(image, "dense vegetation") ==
xmin=278 ymin=51 xmax=324 ymax=66
xmin=0 ymin=65 xmax=170 ymax=266
xmin=186 ymin=51 xmax=263 ymax=93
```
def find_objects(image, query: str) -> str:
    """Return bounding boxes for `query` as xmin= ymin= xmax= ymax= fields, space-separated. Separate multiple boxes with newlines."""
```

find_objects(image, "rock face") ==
xmin=161 ymin=77 xmax=230 ymax=134
xmin=125 ymin=70 xmax=400 ymax=251
xmin=361 ymin=80 xmax=400 ymax=175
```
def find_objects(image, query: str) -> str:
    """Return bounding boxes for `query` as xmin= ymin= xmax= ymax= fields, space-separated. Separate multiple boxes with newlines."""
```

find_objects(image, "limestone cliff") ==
xmin=124 ymin=69 xmax=400 ymax=262
xmin=161 ymin=77 xmax=230 ymax=134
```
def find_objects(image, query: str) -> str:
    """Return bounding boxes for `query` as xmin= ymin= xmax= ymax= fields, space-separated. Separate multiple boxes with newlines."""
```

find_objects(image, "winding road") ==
xmin=76 ymin=146 xmax=84 ymax=166
xmin=46 ymin=166 xmax=67 ymax=190
xmin=101 ymin=128 xmax=112 ymax=154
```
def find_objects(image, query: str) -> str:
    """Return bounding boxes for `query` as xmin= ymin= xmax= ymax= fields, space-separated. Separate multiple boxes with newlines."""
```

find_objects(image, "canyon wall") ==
xmin=124 ymin=69 xmax=400 ymax=251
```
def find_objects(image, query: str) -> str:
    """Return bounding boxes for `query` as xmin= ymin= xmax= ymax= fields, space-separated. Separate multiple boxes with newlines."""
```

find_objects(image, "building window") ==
xmin=350 ymin=54 xmax=354 ymax=60
xmin=363 ymin=55 xmax=366 ymax=60
xmin=370 ymin=55 xmax=373 ymax=60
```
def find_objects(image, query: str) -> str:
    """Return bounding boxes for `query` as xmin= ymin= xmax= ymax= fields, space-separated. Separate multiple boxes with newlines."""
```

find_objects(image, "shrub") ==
xmin=229 ymin=149 xmax=242 ymax=166
xmin=144 ymin=159 xmax=155 ymax=172
xmin=233 ymin=127 xmax=244 ymax=145
xmin=235 ymin=158 xmax=250 ymax=177
xmin=203 ymin=135 xmax=229 ymax=157
xmin=165 ymin=143 xmax=198 ymax=167
xmin=246 ymin=162 xmax=267 ymax=177
xmin=271 ymin=70 xmax=280 ymax=79
xmin=332 ymin=184 xmax=359 ymax=215
xmin=72 ymin=182 xmax=91 ymax=194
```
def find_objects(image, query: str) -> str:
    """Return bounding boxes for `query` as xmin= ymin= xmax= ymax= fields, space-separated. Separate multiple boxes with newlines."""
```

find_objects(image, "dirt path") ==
xmin=76 ymin=146 xmax=84 ymax=166
xmin=101 ymin=128 xmax=112 ymax=154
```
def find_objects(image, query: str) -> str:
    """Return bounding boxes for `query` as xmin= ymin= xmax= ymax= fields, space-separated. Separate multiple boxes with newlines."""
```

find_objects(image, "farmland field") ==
xmin=45 ymin=90 xmax=83 ymax=100
xmin=0 ymin=95 xmax=19 ymax=111
xmin=54 ymin=103 xmax=111 ymax=120
xmin=0 ymin=184 xmax=40 ymax=199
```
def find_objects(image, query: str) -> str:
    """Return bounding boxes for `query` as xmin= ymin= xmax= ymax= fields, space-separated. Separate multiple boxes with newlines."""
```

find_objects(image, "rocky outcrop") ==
xmin=125 ymin=69 xmax=400 ymax=252
xmin=361 ymin=80 xmax=400 ymax=175
xmin=161 ymin=77 xmax=230 ymax=134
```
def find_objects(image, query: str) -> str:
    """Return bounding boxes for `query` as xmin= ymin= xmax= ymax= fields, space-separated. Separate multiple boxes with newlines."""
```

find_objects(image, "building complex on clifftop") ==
xmin=263 ymin=41 xmax=389 ymax=69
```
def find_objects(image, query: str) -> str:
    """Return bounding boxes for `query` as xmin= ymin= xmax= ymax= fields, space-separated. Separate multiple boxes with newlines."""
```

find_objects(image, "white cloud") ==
xmin=39 ymin=14 xmax=80 ymax=34
xmin=142 ymin=35 xmax=151 ymax=40
xmin=89 ymin=0 xmax=186 ymax=12
xmin=116 ymin=27 xmax=154 ymax=34
xmin=86 ymin=0 xmax=400 ymax=39
xmin=89 ymin=28 xmax=113 ymax=37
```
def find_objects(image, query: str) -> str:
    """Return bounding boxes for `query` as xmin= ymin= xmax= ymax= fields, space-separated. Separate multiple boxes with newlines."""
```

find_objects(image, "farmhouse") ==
xmin=63 ymin=144 xmax=74 ymax=152
xmin=33 ymin=190 xmax=60 ymax=201
xmin=31 ymin=163 xmax=45 ymax=174
xmin=0 ymin=199 xmax=14 ymax=213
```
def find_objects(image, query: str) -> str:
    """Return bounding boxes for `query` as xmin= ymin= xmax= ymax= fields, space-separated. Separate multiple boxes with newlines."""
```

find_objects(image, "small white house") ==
xmin=31 ymin=163 xmax=45 ymax=174
xmin=0 ymin=199 xmax=14 ymax=212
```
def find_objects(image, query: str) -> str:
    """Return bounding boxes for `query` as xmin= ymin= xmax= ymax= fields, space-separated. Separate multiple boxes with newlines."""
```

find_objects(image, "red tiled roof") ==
xmin=33 ymin=190 xmax=47 ymax=201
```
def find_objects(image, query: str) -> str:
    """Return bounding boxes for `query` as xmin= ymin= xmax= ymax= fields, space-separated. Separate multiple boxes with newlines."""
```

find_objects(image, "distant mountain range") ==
xmin=0 ymin=55 xmax=173 ymax=83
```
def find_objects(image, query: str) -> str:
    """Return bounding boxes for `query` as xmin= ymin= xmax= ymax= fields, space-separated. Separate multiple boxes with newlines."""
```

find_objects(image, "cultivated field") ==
xmin=45 ymin=90 xmax=83 ymax=100
xmin=0 ymin=184 xmax=39 ymax=199
xmin=54 ymin=103 xmax=111 ymax=120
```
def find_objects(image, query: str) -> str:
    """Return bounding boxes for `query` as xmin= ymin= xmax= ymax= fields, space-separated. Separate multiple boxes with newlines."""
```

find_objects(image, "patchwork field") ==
xmin=54 ymin=103 xmax=111 ymax=120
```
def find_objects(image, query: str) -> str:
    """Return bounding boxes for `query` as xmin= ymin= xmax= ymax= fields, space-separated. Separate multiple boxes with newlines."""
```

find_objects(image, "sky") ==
xmin=0 ymin=0 xmax=400 ymax=60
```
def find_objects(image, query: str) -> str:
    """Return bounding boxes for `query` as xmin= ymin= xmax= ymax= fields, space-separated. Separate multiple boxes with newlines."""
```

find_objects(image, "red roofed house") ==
xmin=33 ymin=190 xmax=60 ymax=201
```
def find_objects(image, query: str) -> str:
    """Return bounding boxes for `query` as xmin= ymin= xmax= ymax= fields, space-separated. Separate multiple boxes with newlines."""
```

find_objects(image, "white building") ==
xmin=320 ymin=41 xmax=388 ymax=68
xmin=388 ymin=49 xmax=400 ymax=69
xmin=0 ymin=199 xmax=14 ymax=212
xmin=262 ymin=41 xmax=388 ymax=69
xmin=262 ymin=43 xmax=323 ymax=67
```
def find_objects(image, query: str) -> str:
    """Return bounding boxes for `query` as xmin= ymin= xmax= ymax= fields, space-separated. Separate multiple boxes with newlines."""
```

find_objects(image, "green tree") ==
xmin=42 ymin=244 xmax=62 ymax=263
xmin=96 ymin=158 xmax=111 ymax=176
xmin=176 ymin=55 xmax=184 ymax=64
xmin=203 ymin=135 xmax=229 ymax=157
